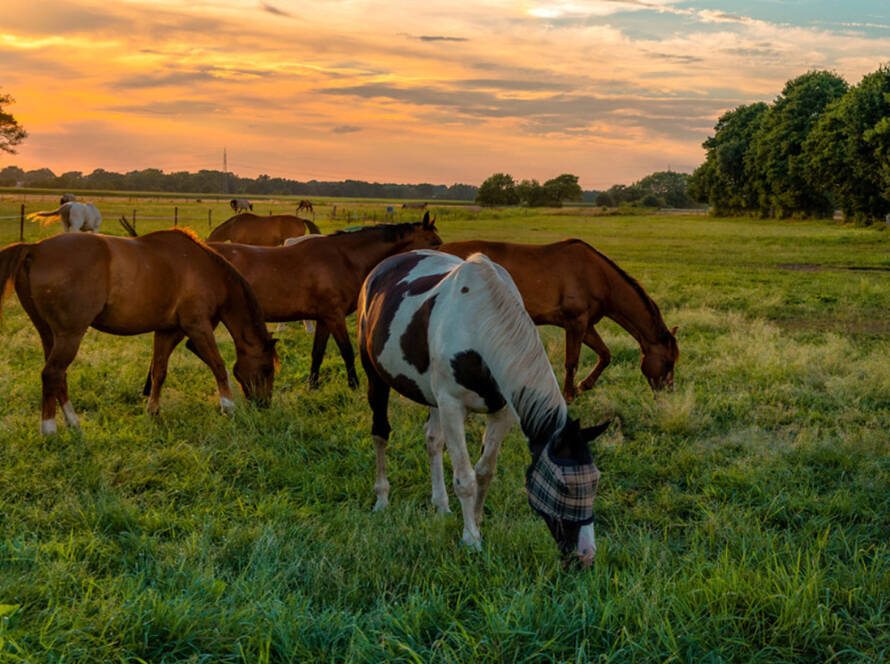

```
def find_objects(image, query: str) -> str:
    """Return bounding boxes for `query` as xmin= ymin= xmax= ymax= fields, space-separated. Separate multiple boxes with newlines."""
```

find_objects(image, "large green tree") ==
xmin=0 ymin=91 xmax=27 ymax=154
xmin=476 ymin=172 xmax=519 ymax=205
xmin=635 ymin=171 xmax=694 ymax=208
xmin=688 ymin=102 xmax=768 ymax=215
xmin=746 ymin=70 xmax=847 ymax=218
xmin=543 ymin=173 xmax=583 ymax=203
xmin=804 ymin=65 xmax=890 ymax=223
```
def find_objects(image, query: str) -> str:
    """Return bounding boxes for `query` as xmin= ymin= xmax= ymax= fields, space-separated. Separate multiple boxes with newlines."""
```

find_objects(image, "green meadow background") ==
xmin=0 ymin=195 xmax=888 ymax=662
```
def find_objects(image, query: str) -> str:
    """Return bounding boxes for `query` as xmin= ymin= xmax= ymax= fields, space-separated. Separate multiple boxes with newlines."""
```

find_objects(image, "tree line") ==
xmin=0 ymin=164 xmax=480 ymax=201
xmin=688 ymin=66 xmax=890 ymax=223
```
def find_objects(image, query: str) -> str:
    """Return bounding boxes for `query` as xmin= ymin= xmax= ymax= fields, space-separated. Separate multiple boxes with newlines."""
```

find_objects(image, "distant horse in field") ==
xmin=230 ymin=198 xmax=253 ymax=213
xmin=208 ymin=213 xmax=321 ymax=246
xmin=439 ymin=240 xmax=678 ymax=400
xmin=0 ymin=229 xmax=278 ymax=434
xmin=28 ymin=202 xmax=102 ymax=233
xmin=358 ymin=250 xmax=609 ymax=565
xmin=60 ymin=193 xmax=77 ymax=204
xmin=297 ymin=200 xmax=313 ymax=214
xmin=142 ymin=213 xmax=441 ymax=394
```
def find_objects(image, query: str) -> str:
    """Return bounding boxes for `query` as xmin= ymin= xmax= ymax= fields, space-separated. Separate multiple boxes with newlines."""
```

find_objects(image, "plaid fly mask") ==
xmin=525 ymin=441 xmax=601 ymax=525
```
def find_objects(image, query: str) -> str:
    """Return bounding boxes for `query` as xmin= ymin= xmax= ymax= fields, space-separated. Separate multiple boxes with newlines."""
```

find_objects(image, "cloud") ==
xmin=418 ymin=35 xmax=469 ymax=42
xmin=106 ymin=100 xmax=226 ymax=116
xmin=261 ymin=3 xmax=293 ymax=18
xmin=332 ymin=125 xmax=362 ymax=133
xmin=113 ymin=66 xmax=273 ymax=90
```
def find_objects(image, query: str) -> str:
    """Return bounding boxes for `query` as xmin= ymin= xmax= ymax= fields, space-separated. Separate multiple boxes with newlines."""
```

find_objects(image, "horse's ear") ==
xmin=670 ymin=326 xmax=678 ymax=336
xmin=580 ymin=420 xmax=610 ymax=443
xmin=422 ymin=211 xmax=431 ymax=227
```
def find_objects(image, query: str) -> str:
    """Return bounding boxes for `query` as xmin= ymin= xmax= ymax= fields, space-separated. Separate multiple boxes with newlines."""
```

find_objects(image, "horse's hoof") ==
xmin=459 ymin=538 xmax=483 ymax=552
xmin=40 ymin=419 xmax=58 ymax=436
xmin=219 ymin=397 xmax=235 ymax=414
xmin=307 ymin=376 xmax=320 ymax=390
xmin=372 ymin=498 xmax=388 ymax=512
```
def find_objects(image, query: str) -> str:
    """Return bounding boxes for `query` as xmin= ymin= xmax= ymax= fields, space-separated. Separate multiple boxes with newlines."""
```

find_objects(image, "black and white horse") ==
xmin=230 ymin=198 xmax=253 ymax=212
xmin=358 ymin=250 xmax=608 ymax=566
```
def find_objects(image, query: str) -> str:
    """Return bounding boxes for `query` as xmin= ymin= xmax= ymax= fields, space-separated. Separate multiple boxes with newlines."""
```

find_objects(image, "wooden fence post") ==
xmin=133 ymin=210 xmax=136 ymax=234
xmin=174 ymin=207 xmax=178 ymax=227
xmin=208 ymin=209 xmax=212 ymax=229
xmin=20 ymin=203 xmax=25 ymax=241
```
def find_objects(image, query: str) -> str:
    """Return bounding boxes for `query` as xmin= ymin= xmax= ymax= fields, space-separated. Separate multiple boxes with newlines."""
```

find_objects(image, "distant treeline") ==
xmin=688 ymin=65 xmax=890 ymax=223
xmin=0 ymin=166 xmax=481 ymax=201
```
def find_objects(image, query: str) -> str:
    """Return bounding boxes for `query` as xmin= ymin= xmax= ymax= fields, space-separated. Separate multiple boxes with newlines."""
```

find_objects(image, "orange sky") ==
xmin=2 ymin=0 xmax=889 ymax=189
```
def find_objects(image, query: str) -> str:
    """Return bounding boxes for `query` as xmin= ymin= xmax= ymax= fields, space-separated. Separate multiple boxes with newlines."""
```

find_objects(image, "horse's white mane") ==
xmin=457 ymin=253 xmax=566 ymax=439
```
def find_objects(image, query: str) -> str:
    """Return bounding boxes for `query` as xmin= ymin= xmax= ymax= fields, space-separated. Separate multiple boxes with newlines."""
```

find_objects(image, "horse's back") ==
xmin=210 ymin=213 xmax=308 ymax=246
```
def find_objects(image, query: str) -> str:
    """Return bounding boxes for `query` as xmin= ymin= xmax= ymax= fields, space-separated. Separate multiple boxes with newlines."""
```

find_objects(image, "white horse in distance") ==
xmin=28 ymin=202 xmax=102 ymax=233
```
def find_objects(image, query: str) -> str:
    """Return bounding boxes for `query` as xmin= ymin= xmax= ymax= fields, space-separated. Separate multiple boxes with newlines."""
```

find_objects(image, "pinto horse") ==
xmin=439 ymin=239 xmax=678 ymax=400
xmin=0 ymin=230 xmax=278 ymax=434
xmin=142 ymin=214 xmax=441 ymax=394
xmin=208 ymin=213 xmax=321 ymax=246
xmin=230 ymin=198 xmax=253 ymax=213
xmin=358 ymin=250 xmax=609 ymax=565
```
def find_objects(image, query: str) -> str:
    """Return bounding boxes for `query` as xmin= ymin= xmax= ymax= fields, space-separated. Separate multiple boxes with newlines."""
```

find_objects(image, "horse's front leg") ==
xmin=182 ymin=322 xmax=235 ymax=412
xmin=438 ymin=396 xmax=480 ymax=549
xmin=146 ymin=330 xmax=185 ymax=415
xmin=577 ymin=324 xmax=611 ymax=394
xmin=327 ymin=316 xmax=359 ymax=389
xmin=562 ymin=320 xmax=586 ymax=403
xmin=308 ymin=322 xmax=331 ymax=389
xmin=473 ymin=407 xmax=515 ymax=526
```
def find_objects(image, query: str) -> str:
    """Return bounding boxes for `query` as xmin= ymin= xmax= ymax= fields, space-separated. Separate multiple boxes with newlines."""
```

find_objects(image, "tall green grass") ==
xmin=0 ymin=204 xmax=888 ymax=662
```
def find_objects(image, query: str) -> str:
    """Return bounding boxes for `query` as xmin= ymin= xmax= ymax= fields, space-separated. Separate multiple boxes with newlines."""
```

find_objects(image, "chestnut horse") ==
xmin=297 ymin=200 xmax=313 ymax=214
xmin=0 ymin=229 xmax=278 ymax=434
xmin=358 ymin=250 xmax=609 ymax=564
xmin=439 ymin=239 xmax=678 ymax=400
xmin=208 ymin=213 xmax=321 ymax=246
xmin=142 ymin=214 xmax=441 ymax=394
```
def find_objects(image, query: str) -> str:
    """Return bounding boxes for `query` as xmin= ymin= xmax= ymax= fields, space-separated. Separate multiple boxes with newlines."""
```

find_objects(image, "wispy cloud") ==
xmin=261 ymin=2 xmax=293 ymax=18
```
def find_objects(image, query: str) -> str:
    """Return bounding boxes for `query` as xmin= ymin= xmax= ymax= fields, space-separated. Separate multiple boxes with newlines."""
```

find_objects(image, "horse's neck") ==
xmin=599 ymin=262 xmax=666 ymax=350
xmin=341 ymin=232 xmax=412 ymax=273
xmin=219 ymin=275 xmax=266 ymax=347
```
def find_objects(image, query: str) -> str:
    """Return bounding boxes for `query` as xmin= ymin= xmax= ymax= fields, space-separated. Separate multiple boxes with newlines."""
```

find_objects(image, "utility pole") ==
xmin=222 ymin=147 xmax=228 ymax=194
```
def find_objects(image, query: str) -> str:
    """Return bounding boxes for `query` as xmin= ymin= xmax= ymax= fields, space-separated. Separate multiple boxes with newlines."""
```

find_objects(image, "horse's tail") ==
xmin=304 ymin=219 xmax=322 ymax=235
xmin=0 ymin=243 xmax=30 ymax=322
xmin=26 ymin=206 xmax=64 ymax=225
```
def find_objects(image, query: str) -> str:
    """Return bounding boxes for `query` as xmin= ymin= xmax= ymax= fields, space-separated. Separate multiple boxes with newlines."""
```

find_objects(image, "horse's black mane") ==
xmin=332 ymin=221 xmax=421 ymax=243
xmin=572 ymin=239 xmax=673 ymax=343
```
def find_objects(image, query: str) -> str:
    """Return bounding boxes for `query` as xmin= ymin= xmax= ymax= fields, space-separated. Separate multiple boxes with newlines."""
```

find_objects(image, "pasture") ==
xmin=1 ymin=196 xmax=889 ymax=662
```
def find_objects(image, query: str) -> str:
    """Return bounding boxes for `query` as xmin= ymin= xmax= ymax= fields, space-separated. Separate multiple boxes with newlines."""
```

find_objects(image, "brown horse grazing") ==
xmin=208 ymin=213 xmax=322 ymax=246
xmin=297 ymin=200 xmax=313 ymax=214
xmin=142 ymin=214 xmax=441 ymax=393
xmin=0 ymin=229 xmax=278 ymax=435
xmin=438 ymin=239 xmax=678 ymax=400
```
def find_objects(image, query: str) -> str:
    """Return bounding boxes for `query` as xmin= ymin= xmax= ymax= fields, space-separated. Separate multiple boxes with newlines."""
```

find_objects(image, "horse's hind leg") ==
xmin=473 ymin=407 xmax=515 ymax=527
xmin=146 ymin=330 xmax=186 ymax=415
xmin=425 ymin=409 xmax=450 ymax=513
xmin=182 ymin=323 xmax=235 ymax=412
xmin=361 ymin=347 xmax=391 ymax=511
xmin=577 ymin=324 xmax=611 ymax=394
xmin=40 ymin=332 xmax=86 ymax=435
xmin=308 ymin=322 xmax=331 ymax=389
xmin=16 ymin=285 xmax=81 ymax=433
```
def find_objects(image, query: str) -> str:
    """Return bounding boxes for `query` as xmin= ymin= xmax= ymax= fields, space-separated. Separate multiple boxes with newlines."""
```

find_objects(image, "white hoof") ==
xmin=220 ymin=397 xmax=235 ymax=414
xmin=41 ymin=419 xmax=57 ymax=436
xmin=372 ymin=497 xmax=388 ymax=512
xmin=460 ymin=534 xmax=483 ymax=551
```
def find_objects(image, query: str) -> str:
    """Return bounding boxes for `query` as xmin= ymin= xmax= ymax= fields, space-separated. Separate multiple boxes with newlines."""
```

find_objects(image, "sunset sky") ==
xmin=2 ymin=0 xmax=889 ymax=189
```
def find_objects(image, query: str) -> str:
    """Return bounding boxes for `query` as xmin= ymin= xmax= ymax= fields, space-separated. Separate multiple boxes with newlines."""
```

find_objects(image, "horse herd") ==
xmin=0 ymin=208 xmax=679 ymax=567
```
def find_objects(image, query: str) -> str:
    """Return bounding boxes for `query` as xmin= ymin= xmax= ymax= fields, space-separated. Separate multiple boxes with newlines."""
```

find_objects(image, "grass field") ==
xmin=1 ymin=196 xmax=889 ymax=662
